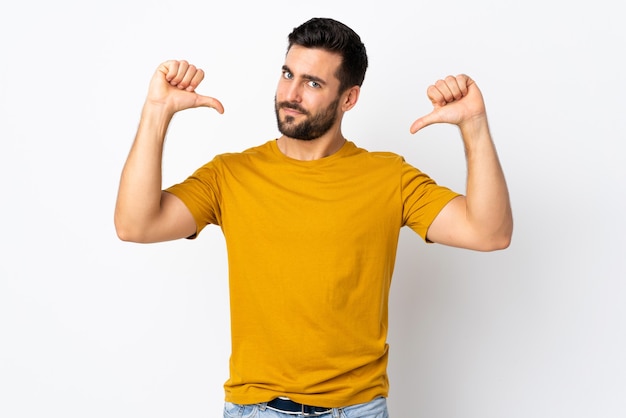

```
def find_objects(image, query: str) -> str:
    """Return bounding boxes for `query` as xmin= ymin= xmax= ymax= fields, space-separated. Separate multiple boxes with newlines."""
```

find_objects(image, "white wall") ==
xmin=1 ymin=1 xmax=624 ymax=417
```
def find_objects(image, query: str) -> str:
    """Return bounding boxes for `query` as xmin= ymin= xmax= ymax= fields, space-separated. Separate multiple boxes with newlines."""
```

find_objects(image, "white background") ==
xmin=1 ymin=1 xmax=625 ymax=417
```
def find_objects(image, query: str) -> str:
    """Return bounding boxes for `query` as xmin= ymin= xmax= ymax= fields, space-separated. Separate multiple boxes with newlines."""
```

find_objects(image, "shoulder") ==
xmin=367 ymin=151 xmax=405 ymax=162
xmin=356 ymin=150 xmax=409 ymax=173
xmin=209 ymin=140 xmax=276 ymax=166
xmin=345 ymin=141 xmax=405 ymax=164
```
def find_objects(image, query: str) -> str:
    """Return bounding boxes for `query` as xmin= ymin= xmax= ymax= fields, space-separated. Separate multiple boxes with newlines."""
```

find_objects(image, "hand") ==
xmin=146 ymin=60 xmax=224 ymax=115
xmin=410 ymin=74 xmax=486 ymax=134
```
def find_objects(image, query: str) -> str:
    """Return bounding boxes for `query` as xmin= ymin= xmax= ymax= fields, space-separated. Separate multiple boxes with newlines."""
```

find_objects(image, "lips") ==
xmin=280 ymin=102 xmax=308 ymax=115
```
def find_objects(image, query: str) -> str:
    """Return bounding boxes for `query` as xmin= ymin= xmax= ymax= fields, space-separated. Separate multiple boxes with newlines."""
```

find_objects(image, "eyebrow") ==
xmin=282 ymin=65 xmax=327 ymax=86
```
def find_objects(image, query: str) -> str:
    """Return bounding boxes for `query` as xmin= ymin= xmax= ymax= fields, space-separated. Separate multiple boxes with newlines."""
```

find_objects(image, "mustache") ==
xmin=277 ymin=101 xmax=309 ymax=115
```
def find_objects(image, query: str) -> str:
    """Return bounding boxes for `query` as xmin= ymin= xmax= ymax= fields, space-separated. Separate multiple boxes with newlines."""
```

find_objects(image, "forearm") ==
xmin=114 ymin=103 xmax=173 ymax=240
xmin=461 ymin=117 xmax=513 ymax=248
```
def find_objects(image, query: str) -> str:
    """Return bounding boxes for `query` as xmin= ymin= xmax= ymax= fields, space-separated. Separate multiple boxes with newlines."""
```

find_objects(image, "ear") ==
xmin=341 ymin=86 xmax=360 ymax=112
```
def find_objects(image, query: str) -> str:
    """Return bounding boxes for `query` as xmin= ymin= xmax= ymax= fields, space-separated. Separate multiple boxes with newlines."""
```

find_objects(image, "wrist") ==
xmin=138 ymin=101 xmax=175 ymax=141
xmin=143 ymin=98 xmax=176 ymax=118
xmin=459 ymin=115 xmax=490 ymax=145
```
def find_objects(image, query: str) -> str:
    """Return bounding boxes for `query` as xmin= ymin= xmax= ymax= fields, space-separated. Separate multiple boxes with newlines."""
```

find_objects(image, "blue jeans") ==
xmin=223 ymin=397 xmax=389 ymax=418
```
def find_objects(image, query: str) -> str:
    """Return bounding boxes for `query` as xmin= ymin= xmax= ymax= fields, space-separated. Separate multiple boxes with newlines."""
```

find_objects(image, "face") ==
xmin=274 ymin=45 xmax=344 ymax=141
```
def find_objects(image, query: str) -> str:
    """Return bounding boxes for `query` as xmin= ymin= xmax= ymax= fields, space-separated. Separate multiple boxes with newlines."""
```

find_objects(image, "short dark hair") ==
xmin=287 ymin=17 xmax=368 ymax=93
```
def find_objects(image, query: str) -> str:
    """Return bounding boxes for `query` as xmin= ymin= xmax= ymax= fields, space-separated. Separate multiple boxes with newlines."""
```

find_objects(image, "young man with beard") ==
xmin=115 ymin=17 xmax=512 ymax=418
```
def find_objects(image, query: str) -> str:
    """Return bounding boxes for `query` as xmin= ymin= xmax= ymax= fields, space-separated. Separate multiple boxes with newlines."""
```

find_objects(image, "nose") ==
xmin=283 ymin=80 xmax=302 ymax=103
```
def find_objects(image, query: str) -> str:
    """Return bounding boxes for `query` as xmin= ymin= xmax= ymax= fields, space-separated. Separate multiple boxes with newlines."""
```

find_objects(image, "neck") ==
xmin=277 ymin=130 xmax=346 ymax=161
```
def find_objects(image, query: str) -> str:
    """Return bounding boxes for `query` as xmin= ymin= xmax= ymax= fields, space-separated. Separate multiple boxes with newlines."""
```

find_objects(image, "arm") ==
xmin=410 ymin=75 xmax=512 ymax=251
xmin=114 ymin=60 xmax=224 ymax=243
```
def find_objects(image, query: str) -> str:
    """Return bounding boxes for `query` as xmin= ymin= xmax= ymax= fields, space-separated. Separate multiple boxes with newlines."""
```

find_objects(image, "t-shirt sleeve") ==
xmin=164 ymin=158 xmax=223 ymax=239
xmin=401 ymin=161 xmax=461 ymax=242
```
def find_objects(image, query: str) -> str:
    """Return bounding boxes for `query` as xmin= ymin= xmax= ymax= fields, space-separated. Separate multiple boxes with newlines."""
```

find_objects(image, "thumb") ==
xmin=409 ymin=111 xmax=437 ymax=134
xmin=194 ymin=94 xmax=225 ymax=114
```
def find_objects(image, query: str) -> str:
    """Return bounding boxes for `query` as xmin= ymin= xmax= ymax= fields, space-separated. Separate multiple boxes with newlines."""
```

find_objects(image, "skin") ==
xmin=115 ymin=47 xmax=512 ymax=251
xmin=413 ymin=75 xmax=513 ymax=250
xmin=274 ymin=45 xmax=359 ymax=160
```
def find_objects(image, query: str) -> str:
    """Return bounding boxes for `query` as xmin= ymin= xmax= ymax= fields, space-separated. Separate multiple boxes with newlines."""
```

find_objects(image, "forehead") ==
xmin=284 ymin=45 xmax=342 ymax=82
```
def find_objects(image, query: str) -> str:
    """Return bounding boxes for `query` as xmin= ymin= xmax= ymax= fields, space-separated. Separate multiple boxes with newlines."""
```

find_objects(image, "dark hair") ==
xmin=287 ymin=17 xmax=368 ymax=93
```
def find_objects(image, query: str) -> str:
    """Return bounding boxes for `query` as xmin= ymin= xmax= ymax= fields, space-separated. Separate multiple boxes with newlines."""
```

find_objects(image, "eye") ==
xmin=282 ymin=70 xmax=293 ymax=80
xmin=307 ymin=80 xmax=321 ymax=88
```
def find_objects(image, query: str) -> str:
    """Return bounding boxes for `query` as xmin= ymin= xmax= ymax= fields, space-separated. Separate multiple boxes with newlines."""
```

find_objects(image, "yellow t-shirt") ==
xmin=166 ymin=140 xmax=459 ymax=407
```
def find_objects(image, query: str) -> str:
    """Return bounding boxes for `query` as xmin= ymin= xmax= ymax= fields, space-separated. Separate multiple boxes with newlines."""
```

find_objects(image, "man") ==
xmin=115 ymin=17 xmax=512 ymax=418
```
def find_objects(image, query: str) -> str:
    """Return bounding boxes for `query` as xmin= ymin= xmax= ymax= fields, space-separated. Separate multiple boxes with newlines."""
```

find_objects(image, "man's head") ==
xmin=275 ymin=18 xmax=368 ymax=142
xmin=287 ymin=17 xmax=368 ymax=94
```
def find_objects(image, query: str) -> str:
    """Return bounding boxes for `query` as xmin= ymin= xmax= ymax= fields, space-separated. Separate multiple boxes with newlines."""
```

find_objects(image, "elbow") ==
xmin=488 ymin=233 xmax=512 ymax=251
xmin=114 ymin=205 xmax=133 ymax=242
xmin=477 ymin=224 xmax=513 ymax=252
xmin=114 ymin=219 xmax=135 ymax=242
xmin=115 ymin=226 xmax=134 ymax=242
xmin=114 ymin=214 xmax=145 ymax=243
xmin=115 ymin=224 xmax=151 ymax=243
xmin=480 ymin=211 xmax=514 ymax=251
xmin=473 ymin=236 xmax=511 ymax=252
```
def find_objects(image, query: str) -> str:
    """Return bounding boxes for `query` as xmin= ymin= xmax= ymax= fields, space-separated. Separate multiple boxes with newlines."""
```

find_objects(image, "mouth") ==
xmin=282 ymin=109 xmax=303 ymax=119
xmin=280 ymin=102 xmax=308 ymax=116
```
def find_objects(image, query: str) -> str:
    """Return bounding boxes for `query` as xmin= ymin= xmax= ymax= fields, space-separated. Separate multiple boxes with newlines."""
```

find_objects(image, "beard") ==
xmin=274 ymin=96 xmax=340 ymax=141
